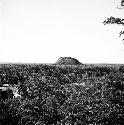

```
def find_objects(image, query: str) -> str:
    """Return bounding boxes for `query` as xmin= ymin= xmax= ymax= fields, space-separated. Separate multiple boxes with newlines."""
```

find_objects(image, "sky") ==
xmin=0 ymin=0 xmax=124 ymax=64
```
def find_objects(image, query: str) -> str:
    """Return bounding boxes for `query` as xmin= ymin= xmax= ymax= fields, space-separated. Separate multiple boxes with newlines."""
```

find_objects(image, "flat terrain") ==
xmin=0 ymin=62 xmax=124 ymax=125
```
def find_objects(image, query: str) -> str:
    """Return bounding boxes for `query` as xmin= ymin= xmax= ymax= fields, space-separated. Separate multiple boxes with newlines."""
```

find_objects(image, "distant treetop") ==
xmin=55 ymin=57 xmax=82 ymax=65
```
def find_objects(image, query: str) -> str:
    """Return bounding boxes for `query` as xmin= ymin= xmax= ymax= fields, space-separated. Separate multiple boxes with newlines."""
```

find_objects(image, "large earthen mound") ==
xmin=55 ymin=57 xmax=82 ymax=65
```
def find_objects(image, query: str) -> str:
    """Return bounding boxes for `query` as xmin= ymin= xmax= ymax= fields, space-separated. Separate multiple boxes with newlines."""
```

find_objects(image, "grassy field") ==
xmin=0 ymin=63 xmax=124 ymax=125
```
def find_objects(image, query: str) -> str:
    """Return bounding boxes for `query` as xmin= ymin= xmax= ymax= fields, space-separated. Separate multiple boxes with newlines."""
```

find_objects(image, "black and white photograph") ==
xmin=0 ymin=0 xmax=124 ymax=124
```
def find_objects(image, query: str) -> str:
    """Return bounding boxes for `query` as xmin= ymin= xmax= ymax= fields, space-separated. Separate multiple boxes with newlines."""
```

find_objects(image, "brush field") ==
xmin=0 ymin=63 xmax=124 ymax=125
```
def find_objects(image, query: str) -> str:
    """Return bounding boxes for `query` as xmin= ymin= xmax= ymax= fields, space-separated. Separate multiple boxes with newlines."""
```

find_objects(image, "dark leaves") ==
xmin=121 ymin=0 xmax=124 ymax=7
xmin=103 ymin=16 xmax=124 ymax=25
xmin=103 ymin=16 xmax=124 ymax=40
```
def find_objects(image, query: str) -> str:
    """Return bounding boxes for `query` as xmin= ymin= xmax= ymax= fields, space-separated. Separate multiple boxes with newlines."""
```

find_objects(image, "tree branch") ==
xmin=103 ymin=17 xmax=124 ymax=25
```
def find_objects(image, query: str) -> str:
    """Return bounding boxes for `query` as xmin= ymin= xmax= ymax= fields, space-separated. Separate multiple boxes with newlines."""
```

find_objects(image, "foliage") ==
xmin=103 ymin=0 xmax=124 ymax=40
xmin=0 ymin=64 xmax=124 ymax=124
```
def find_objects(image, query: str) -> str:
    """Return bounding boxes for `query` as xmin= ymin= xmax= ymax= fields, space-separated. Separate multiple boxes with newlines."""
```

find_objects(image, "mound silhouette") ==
xmin=55 ymin=57 xmax=82 ymax=65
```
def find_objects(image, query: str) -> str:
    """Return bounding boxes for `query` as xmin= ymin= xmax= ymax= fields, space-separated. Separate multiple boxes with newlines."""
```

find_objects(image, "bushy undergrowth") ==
xmin=0 ymin=64 xmax=124 ymax=125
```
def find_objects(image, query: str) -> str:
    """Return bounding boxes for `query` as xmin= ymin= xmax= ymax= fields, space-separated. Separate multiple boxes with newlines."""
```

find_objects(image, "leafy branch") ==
xmin=103 ymin=0 xmax=124 ymax=40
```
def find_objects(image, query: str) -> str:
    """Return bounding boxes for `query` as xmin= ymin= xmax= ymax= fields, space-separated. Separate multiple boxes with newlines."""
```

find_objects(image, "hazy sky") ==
xmin=0 ymin=0 xmax=124 ymax=63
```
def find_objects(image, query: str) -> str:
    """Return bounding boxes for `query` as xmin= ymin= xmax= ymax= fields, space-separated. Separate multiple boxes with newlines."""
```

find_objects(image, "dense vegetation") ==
xmin=55 ymin=57 xmax=82 ymax=65
xmin=0 ymin=63 xmax=124 ymax=125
